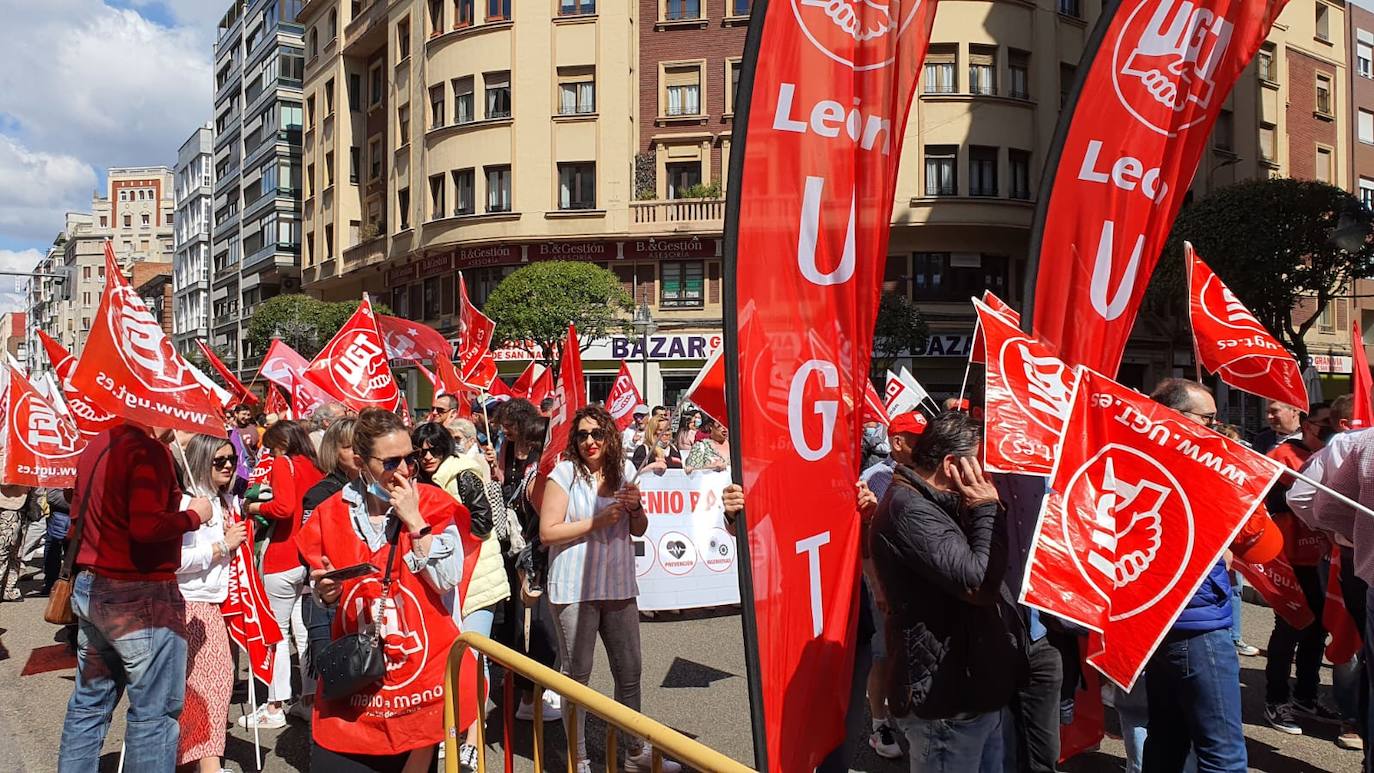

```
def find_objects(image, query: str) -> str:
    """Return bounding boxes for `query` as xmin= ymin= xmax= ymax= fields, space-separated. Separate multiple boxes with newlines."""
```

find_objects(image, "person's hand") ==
xmin=648 ymin=461 xmax=668 ymax=474
xmin=722 ymin=484 xmax=744 ymax=516
xmin=595 ymin=503 xmax=626 ymax=528
xmin=711 ymin=460 xmax=728 ymax=472
xmin=615 ymin=482 xmax=642 ymax=512
xmin=311 ymin=556 xmax=342 ymax=604
xmin=950 ymin=457 xmax=999 ymax=508
xmin=388 ymin=474 xmax=424 ymax=530
xmin=856 ymin=481 xmax=878 ymax=520
xmin=223 ymin=520 xmax=248 ymax=551
xmin=189 ymin=496 xmax=213 ymax=524
xmin=871 ymin=584 xmax=890 ymax=615
xmin=483 ymin=445 xmax=496 ymax=466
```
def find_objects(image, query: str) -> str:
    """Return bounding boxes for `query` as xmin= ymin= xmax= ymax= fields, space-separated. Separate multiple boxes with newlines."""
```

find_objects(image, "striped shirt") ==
xmin=546 ymin=459 xmax=639 ymax=604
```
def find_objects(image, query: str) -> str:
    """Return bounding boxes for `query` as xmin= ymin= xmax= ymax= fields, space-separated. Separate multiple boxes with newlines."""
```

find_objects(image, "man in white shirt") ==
xmin=621 ymin=405 xmax=649 ymax=455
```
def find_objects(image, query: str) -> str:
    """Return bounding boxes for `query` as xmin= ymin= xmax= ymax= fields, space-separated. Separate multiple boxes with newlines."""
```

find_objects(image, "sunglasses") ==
xmin=409 ymin=447 xmax=443 ymax=464
xmin=429 ymin=406 xmax=452 ymax=415
xmin=370 ymin=454 xmax=413 ymax=473
xmin=574 ymin=429 xmax=609 ymax=444
xmin=211 ymin=454 xmax=238 ymax=470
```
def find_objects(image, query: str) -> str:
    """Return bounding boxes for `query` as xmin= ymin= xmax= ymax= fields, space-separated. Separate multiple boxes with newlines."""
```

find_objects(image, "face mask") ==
xmin=363 ymin=472 xmax=391 ymax=502
xmin=1318 ymin=426 xmax=1337 ymax=443
xmin=863 ymin=425 xmax=890 ymax=455
xmin=693 ymin=417 xmax=702 ymax=428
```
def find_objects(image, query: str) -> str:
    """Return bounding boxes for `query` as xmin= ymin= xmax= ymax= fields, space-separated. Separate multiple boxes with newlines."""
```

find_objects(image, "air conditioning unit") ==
xmin=281 ymin=276 xmax=301 ymax=292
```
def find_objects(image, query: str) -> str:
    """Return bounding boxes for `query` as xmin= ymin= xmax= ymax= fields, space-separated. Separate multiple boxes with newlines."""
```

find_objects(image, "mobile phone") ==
xmin=319 ymin=562 xmax=380 ymax=583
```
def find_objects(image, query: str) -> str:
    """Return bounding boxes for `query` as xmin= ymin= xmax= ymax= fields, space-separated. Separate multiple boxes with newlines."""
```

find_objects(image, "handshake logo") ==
xmin=1114 ymin=0 xmax=1236 ymax=135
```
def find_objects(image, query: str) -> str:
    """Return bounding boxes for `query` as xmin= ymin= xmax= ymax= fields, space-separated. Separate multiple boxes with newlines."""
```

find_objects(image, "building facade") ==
xmin=212 ymin=0 xmax=306 ymax=376
xmin=25 ymin=239 xmax=65 ymax=379
xmin=1348 ymin=2 xmax=1374 ymax=374
xmin=173 ymin=124 xmax=215 ymax=353
xmin=0 ymin=312 xmax=26 ymax=364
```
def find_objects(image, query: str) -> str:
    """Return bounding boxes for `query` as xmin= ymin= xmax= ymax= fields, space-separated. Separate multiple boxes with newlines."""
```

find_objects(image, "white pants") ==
xmin=263 ymin=566 xmax=314 ymax=702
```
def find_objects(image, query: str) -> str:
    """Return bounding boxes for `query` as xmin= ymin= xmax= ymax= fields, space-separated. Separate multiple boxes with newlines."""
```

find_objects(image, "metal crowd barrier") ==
xmin=443 ymin=631 xmax=754 ymax=773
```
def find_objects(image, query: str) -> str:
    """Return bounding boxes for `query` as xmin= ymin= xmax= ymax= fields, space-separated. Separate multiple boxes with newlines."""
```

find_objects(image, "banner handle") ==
xmin=957 ymin=318 xmax=981 ymax=411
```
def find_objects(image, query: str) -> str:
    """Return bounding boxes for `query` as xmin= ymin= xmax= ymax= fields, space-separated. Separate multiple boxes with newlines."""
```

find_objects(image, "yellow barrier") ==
xmin=443 ymin=631 xmax=755 ymax=773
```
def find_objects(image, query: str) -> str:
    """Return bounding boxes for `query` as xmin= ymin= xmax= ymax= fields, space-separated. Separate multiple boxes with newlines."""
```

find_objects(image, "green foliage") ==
xmin=872 ymin=292 xmax=929 ymax=376
xmin=1156 ymin=177 xmax=1374 ymax=364
xmin=678 ymin=180 xmax=723 ymax=199
xmin=244 ymin=294 xmax=393 ymax=359
xmin=484 ymin=261 xmax=634 ymax=376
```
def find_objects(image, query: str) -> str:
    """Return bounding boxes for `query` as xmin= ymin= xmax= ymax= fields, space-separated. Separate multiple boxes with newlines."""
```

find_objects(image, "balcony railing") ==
xmin=341 ymin=234 xmax=386 ymax=272
xmin=629 ymin=197 xmax=724 ymax=230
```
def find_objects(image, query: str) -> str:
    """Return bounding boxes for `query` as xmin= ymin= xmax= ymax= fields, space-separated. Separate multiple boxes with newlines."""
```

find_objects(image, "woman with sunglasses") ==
xmin=539 ymin=405 xmax=681 ymax=773
xmin=241 ymin=420 xmax=325 ymax=728
xmin=175 ymin=434 xmax=249 ymax=772
xmin=296 ymin=408 xmax=481 ymax=772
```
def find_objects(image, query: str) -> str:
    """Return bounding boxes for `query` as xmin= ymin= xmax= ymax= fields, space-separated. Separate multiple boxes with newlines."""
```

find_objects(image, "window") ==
xmin=100 ymin=216 xmax=108 ymax=227
xmin=325 ymin=224 xmax=334 ymax=257
xmin=1360 ymin=110 xmax=1373 ymax=144
xmin=325 ymin=77 xmax=336 ymax=114
xmin=428 ymin=0 xmax=443 ymax=35
xmin=969 ymin=146 xmax=997 ymax=197
xmin=1057 ymin=0 xmax=1080 ymax=17
xmin=1361 ymin=39 xmax=1373 ymax=78
xmin=557 ymin=67 xmax=596 ymax=115
xmin=1316 ymin=3 xmax=1330 ymax=42
xmin=1008 ymin=50 xmax=1029 ymax=99
xmin=369 ymin=137 xmax=383 ymax=180
xmin=485 ymin=72 xmax=511 ymax=119
xmin=1009 ymin=150 xmax=1031 ymax=199
xmin=664 ymin=64 xmax=702 ymax=116
xmin=306 ymin=95 xmax=316 ymax=129
xmin=666 ymin=161 xmax=702 ymax=199
xmin=924 ymin=145 xmax=957 ymax=196
xmin=124 ymin=214 xmax=132 ymax=228
xmin=1257 ymin=45 xmax=1276 ymax=82
xmin=558 ymin=162 xmax=596 ymax=209
xmin=397 ymin=17 xmax=411 ymax=59
xmin=398 ymin=104 xmax=410 ymax=141
xmin=308 ymin=28 xmax=318 ymax=59
xmin=730 ymin=0 xmax=751 ymax=15
xmin=430 ymin=84 xmax=446 ymax=128
xmin=912 ymin=252 xmax=1009 ymax=301
xmin=1213 ymin=108 xmax=1234 ymax=152
xmin=449 ymin=77 xmax=474 ymax=124
xmin=350 ymin=146 xmax=360 ymax=183
xmin=1361 ymin=178 xmax=1374 ymax=210
xmin=1317 ymin=146 xmax=1334 ymax=184
xmin=485 ymin=165 xmax=511 ymax=212
xmin=660 ymin=261 xmax=704 ymax=308
xmin=348 ymin=73 xmax=362 ymax=111
xmin=664 ymin=0 xmax=701 ymax=20
xmin=559 ymin=0 xmax=595 ymax=15
xmin=455 ymin=0 xmax=474 ymax=27
xmin=923 ymin=45 xmax=956 ymax=94
xmin=726 ymin=59 xmax=742 ymax=114
xmin=453 ymin=169 xmax=475 ymax=215
xmin=370 ymin=63 xmax=384 ymax=107
xmin=488 ymin=0 xmax=510 ymax=20
xmin=1316 ymin=74 xmax=1333 ymax=116
xmin=969 ymin=46 xmax=996 ymax=96
xmin=325 ymin=151 xmax=335 ymax=185
xmin=141 ymin=213 xmax=151 ymax=225
xmin=1260 ymin=123 xmax=1277 ymax=162
xmin=398 ymin=187 xmax=411 ymax=229
xmin=429 ymin=174 xmax=446 ymax=220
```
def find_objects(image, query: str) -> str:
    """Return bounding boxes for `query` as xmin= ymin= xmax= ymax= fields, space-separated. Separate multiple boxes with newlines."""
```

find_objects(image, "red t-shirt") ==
xmin=257 ymin=454 xmax=325 ymax=575
xmin=73 ymin=424 xmax=200 ymax=581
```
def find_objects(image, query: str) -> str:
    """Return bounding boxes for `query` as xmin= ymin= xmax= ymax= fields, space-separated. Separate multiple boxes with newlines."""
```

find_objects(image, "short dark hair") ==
xmin=1149 ymin=378 xmax=1212 ymax=412
xmin=910 ymin=412 xmax=982 ymax=472
xmin=433 ymin=393 xmax=458 ymax=411
xmin=1330 ymin=394 xmax=1355 ymax=425
xmin=353 ymin=408 xmax=408 ymax=460
xmin=411 ymin=423 xmax=455 ymax=483
xmin=539 ymin=397 xmax=556 ymax=413
xmin=261 ymin=420 xmax=321 ymax=471
xmin=652 ymin=405 xmax=666 ymax=415
xmin=233 ymin=403 xmax=254 ymax=414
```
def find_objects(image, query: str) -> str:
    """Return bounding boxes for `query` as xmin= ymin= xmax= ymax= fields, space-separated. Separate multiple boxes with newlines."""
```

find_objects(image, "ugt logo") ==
xmin=998 ymin=338 xmax=1074 ymax=432
xmin=13 ymin=393 xmax=81 ymax=459
xmin=1112 ymin=0 xmax=1236 ymax=136
xmin=109 ymin=283 xmax=194 ymax=393
xmin=792 ymin=0 xmax=926 ymax=71
xmin=330 ymin=333 xmax=396 ymax=402
xmin=1199 ymin=275 xmax=1267 ymax=335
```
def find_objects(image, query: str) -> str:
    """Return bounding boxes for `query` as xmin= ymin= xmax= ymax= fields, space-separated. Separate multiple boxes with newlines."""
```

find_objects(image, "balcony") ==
xmin=340 ymin=234 xmax=385 ymax=273
xmin=629 ymin=198 xmax=724 ymax=234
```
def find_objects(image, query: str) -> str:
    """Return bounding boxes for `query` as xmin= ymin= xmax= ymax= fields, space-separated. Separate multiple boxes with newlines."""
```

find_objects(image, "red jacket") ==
xmin=73 ymin=424 xmax=200 ymax=581
xmin=1267 ymin=439 xmax=1329 ymax=566
xmin=257 ymin=454 xmax=325 ymax=575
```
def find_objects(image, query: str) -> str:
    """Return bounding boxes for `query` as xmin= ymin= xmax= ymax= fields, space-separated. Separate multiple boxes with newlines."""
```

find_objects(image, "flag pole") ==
xmin=1264 ymin=456 xmax=1374 ymax=521
xmin=956 ymin=320 xmax=979 ymax=411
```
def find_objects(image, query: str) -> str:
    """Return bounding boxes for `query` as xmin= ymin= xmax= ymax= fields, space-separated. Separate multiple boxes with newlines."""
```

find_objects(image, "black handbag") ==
xmin=315 ymin=528 xmax=402 ymax=701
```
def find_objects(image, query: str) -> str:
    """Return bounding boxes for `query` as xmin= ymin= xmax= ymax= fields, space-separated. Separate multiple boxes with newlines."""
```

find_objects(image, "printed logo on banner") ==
xmin=1199 ymin=275 xmax=1269 ymax=336
xmin=1112 ymin=0 xmax=1237 ymax=136
xmin=792 ymin=0 xmax=926 ymax=70
xmin=1062 ymin=444 xmax=1195 ymax=621
xmin=110 ymin=282 xmax=196 ymax=394
xmin=328 ymin=333 xmax=397 ymax=405
xmin=999 ymin=337 xmax=1075 ymax=433
xmin=633 ymin=538 xmax=656 ymax=577
xmin=658 ymin=531 xmax=698 ymax=576
xmin=12 ymin=391 xmax=81 ymax=460
xmin=340 ymin=580 xmax=429 ymax=690
xmin=702 ymin=527 xmax=737 ymax=573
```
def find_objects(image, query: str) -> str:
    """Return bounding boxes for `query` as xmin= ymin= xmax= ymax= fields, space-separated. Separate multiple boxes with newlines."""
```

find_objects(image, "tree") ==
xmin=871 ymin=292 xmax=929 ymax=378
xmin=244 ymin=294 xmax=391 ymax=358
xmin=484 ymin=261 xmax=634 ymax=377
xmin=1158 ymin=177 xmax=1374 ymax=365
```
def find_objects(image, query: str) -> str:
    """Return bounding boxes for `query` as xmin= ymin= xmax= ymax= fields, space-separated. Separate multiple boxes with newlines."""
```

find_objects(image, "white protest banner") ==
xmin=633 ymin=469 xmax=739 ymax=612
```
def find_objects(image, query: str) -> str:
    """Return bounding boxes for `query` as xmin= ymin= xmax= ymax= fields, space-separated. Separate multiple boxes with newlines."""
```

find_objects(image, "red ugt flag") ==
xmin=861 ymin=380 xmax=890 ymax=428
xmin=35 ymin=330 xmax=119 ymax=439
xmin=1020 ymin=370 xmax=1280 ymax=688
xmin=70 ymin=242 xmax=226 ymax=436
xmin=221 ymin=510 xmax=283 ymax=683
xmin=377 ymin=314 xmax=454 ymax=363
xmin=970 ymin=290 xmax=1021 ymax=365
xmin=1352 ymin=320 xmax=1374 ymax=429
xmin=1188 ymin=243 xmax=1307 ymax=410
xmin=304 ymin=295 xmax=401 ymax=412
xmin=3 ymin=364 xmax=84 ymax=487
xmin=195 ymin=340 xmax=259 ymax=407
xmin=539 ymin=325 xmax=585 ymax=477
xmin=510 ymin=362 xmax=540 ymax=400
xmin=976 ymin=297 xmax=1078 ymax=477
xmin=607 ymin=361 xmax=642 ymax=432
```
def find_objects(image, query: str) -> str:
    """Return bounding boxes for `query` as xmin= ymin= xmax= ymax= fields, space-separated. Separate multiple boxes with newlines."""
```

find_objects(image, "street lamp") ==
xmin=632 ymin=302 xmax=657 ymax=402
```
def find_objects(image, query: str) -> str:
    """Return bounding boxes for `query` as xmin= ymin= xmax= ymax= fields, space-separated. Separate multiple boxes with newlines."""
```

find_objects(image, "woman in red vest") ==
xmin=296 ymin=408 xmax=482 ymax=772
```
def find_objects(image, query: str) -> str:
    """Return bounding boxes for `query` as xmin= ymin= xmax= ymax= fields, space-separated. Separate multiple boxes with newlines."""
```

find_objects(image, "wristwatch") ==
xmin=409 ymin=524 xmax=433 ymax=539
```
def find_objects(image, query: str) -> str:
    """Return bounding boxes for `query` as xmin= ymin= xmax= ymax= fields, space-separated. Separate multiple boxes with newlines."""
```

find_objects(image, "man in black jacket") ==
xmin=870 ymin=411 xmax=1023 ymax=771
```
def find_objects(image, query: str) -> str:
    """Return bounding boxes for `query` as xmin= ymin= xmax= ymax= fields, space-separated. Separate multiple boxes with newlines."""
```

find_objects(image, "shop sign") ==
xmin=456 ymin=244 xmax=520 ymax=269
xmin=1311 ymin=354 xmax=1353 ymax=374
xmin=908 ymin=334 xmax=975 ymax=358
xmin=532 ymin=241 xmax=615 ymax=260
xmin=419 ymin=253 xmax=453 ymax=274
xmin=387 ymin=263 xmax=419 ymax=285
xmin=493 ymin=333 xmax=722 ymax=363
xmin=623 ymin=237 xmax=718 ymax=260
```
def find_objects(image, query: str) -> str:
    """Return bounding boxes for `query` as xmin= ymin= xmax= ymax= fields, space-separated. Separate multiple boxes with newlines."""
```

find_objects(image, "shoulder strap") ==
xmin=379 ymin=520 xmax=403 ymax=592
xmin=61 ymin=441 xmax=115 ymax=581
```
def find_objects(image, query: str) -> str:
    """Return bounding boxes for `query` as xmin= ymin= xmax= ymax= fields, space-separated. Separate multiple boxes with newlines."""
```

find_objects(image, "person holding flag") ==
xmin=174 ymin=434 xmax=249 ymax=772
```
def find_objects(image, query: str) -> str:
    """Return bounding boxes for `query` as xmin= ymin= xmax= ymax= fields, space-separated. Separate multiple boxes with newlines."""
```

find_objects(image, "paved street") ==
xmin=0 ymin=556 xmax=1362 ymax=772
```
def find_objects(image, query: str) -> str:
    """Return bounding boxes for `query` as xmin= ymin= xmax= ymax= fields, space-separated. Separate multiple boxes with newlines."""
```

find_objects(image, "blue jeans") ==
xmin=1114 ymin=682 xmax=1196 ymax=773
xmin=1229 ymin=573 xmax=1245 ymax=643
xmin=1142 ymin=628 xmax=1246 ymax=773
xmin=894 ymin=709 xmax=1003 ymax=773
xmin=58 ymin=572 xmax=188 ymax=773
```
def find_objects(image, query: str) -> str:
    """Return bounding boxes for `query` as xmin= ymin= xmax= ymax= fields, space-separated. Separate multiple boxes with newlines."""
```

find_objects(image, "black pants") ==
xmin=494 ymin=559 xmax=558 ymax=693
xmin=310 ymin=743 xmax=438 ymax=772
xmin=1265 ymin=563 xmax=1326 ymax=705
xmin=42 ymin=535 xmax=64 ymax=595
xmin=1006 ymin=636 xmax=1064 ymax=773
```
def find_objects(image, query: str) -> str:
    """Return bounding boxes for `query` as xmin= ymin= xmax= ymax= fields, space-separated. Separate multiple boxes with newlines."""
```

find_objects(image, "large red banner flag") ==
xmin=1187 ymin=243 xmax=1308 ymax=410
xmin=683 ymin=345 xmax=725 ymax=423
xmin=304 ymin=295 xmax=401 ymax=413
xmin=538 ymin=326 xmax=586 ymax=477
xmin=1352 ymin=320 xmax=1374 ymax=429
xmin=510 ymin=361 xmax=540 ymax=399
xmin=3 ymin=364 xmax=84 ymax=487
xmin=70 ymin=242 xmax=226 ymax=436
xmin=1020 ymin=370 xmax=1281 ymax=688
xmin=195 ymin=340 xmax=258 ymax=407
xmin=862 ymin=380 xmax=890 ymax=427
xmin=35 ymin=330 xmax=119 ymax=438
xmin=975 ymin=297 xmax=1078 ymax=477
xmin=724 ymin=0 xmax=940 ymax=767
xmin=221 ymin=511 xmax=283 ymax=683
xmin=457 ymin=274 xmax=496 ymax=372
xmin=607 ymin=361 xmax=642 ymax=432
xmin=528 ymin=364 xmax=555 ymax=406
xmin=970 ymin=290 xmax=1022 ymax=365
xmin=1027 ymin=0 xmax=1290 ymax=375
xmin=377 ymin=314 xmax=454 ymax=363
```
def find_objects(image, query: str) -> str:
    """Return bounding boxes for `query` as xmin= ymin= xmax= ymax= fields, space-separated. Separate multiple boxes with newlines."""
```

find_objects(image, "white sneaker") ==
xmin=624 ymin=745 xmax=682 ymax=773
xmin=237 ymin=703 xmax=286 ymax=729
xmin=515 ymin=692 xmax=564 ymax=721
xmin=575 ymin=760 xmax=592 ymax=773
xmin=287 ymin=700 xmax=312 ymax=723
xmin=869 ymin=722 xmax=903 ymax=759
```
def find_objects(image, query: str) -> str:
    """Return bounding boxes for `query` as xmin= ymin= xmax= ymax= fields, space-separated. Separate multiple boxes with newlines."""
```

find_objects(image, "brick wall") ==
xmin=1286 ymin=48 xmax=1339 ymax=182
xmin=132 ymin=262 xmax=175 ymax=339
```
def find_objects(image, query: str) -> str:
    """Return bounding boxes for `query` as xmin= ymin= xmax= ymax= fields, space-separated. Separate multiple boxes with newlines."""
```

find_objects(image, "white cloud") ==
xmin=0 ymin=249 xmax=44 ymax=315
xmin=0 ymin=137 xmax=98 ymax=243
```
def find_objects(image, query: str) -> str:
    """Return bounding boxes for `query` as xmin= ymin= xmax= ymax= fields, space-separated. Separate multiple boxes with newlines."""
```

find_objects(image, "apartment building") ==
xmin=1349 ymin=2 xmax=1374 ymax=375
xmin=25 ymin=239 xmax=64 ymax=379
xmin=0 ymin=312 xmax=26 ymax=364
xmin=212 ymin=0 xmax=306 ymax=376
xmin=173 ymin=124 xmax=215 ymax=354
